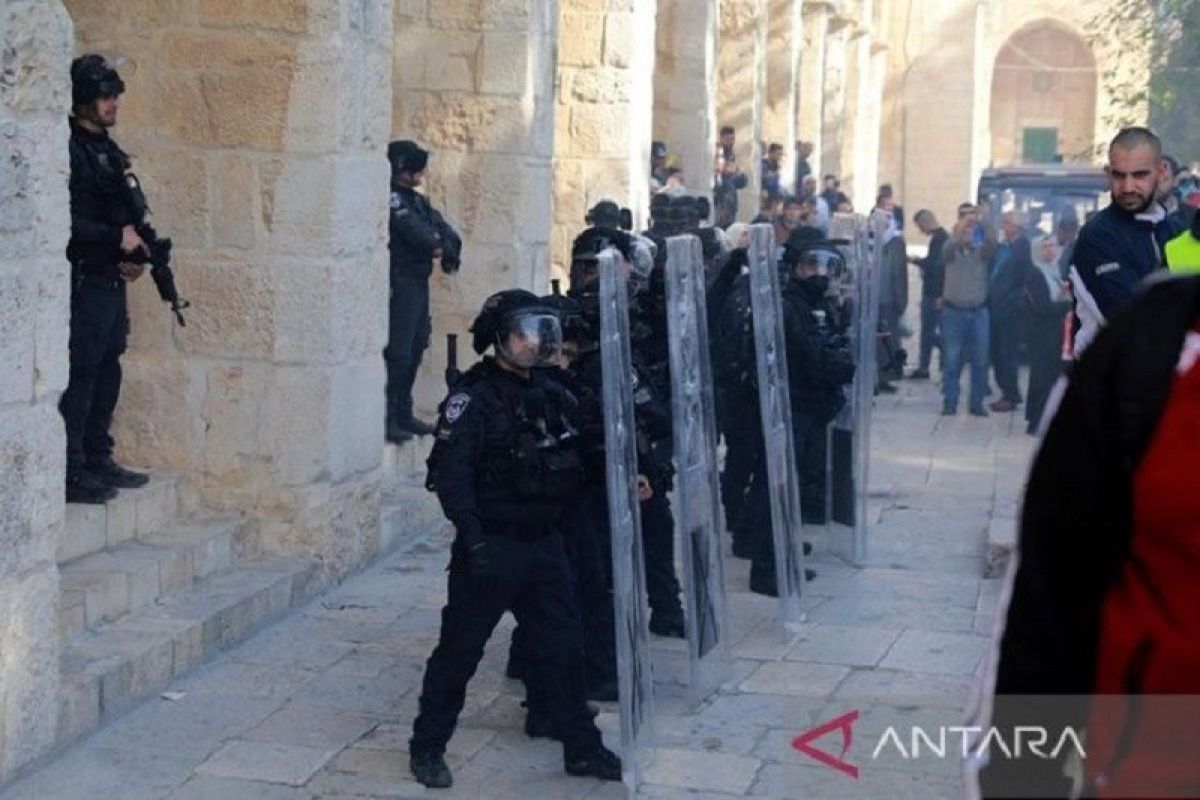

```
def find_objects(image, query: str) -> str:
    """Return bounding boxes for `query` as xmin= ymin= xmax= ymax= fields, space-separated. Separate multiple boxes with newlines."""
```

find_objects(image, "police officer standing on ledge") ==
xmin=385 ymin=140 xmax=462 ymax=444
xmin=408 ymin=290 xmax=621 ymax=789
xmin=60 ymin=55 xmax=152 ymax=504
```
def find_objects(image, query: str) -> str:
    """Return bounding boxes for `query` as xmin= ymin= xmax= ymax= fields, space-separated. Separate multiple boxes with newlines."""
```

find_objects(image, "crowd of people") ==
xmin=63 ymin=51 xmax=1200 ymax=794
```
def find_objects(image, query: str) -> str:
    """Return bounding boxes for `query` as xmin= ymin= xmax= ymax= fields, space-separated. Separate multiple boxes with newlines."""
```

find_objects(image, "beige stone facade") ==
xmin=0 ymin=0 xmax=1146 ymax=785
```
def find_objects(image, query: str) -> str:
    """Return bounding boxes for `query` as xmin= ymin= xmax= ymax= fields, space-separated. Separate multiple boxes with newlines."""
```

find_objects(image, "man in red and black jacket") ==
xmin=982 ymin=276 xmax=1200 ymax=798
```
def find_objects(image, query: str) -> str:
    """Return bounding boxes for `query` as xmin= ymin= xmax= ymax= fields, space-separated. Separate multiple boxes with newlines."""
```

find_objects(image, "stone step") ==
xmin=57 ymin=559 xmax=316 ymax=748
xmin=58 ymin=520 xmax=240 ymax=640
xmin=381 ymin=438 xmax=434 ymax=489
xmin=379 ymin=484 xmax=449 ymax=554
xmin=58 ymin=475 xmax=178 ymax=565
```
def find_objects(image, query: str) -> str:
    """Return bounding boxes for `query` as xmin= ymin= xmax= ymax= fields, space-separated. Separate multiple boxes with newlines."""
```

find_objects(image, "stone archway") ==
xmin=990 ymin=20 xmax=1098 ymax=164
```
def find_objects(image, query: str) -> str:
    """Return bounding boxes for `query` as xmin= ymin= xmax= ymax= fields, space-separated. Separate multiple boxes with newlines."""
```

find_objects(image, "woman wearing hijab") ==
xmin=1022 ymin=234 xmax=1072 ymax=435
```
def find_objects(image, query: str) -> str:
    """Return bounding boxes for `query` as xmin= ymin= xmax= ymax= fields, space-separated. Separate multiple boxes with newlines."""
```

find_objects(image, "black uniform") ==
xmin=60 ymin=118 xmax=137 ymax=477
xmin=410 ymin=358 xmax=603 ymax=762
xmin=386 ymin=184 xmax=462 ymax=431
xmin=747 ymin=277 xmax=854 ymax=589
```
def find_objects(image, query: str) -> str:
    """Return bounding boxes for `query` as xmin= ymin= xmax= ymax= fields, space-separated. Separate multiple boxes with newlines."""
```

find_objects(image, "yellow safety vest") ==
xmin=1166 ymin=230 xmax=1200 ymax=274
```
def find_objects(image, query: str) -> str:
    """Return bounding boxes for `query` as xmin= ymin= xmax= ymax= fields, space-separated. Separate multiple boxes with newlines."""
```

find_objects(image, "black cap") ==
xmin=388 ymin=140 xmax=429 ymax=174
xmin=71 ymin=54 xmax=125 ymax=107
xmin=651 ymin=141 xmax=668 ymax=159
xmin=586 ymin=200 xmax=621 ymax=229
xmin=469 ymin=289 xmax=542 ymax=355
xmin=781 ymin=226 xmax=848 ymax=266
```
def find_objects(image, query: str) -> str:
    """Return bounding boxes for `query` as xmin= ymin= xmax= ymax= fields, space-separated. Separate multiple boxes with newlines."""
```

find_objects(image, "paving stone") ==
xmin=243 ymin=703 xmax=381 ymax=750
xmin=750 ymin=761 xmax=963 ymax=799
xmin=197 ymin=740 xmax=339 ymax=786
xmin=167 ymin=776 xmax=311 ymax=799
xmin=878 ymin=629 xmax=990 ymax=676
xmin=739 ymin=661 xmax=850 ymax=697
xmin=786 ymin=623 xmax=901 ymax=667
xmin=642 ymin=747 xmax=761 ymax=794
xmin=833 ymin=668 xmax=974 ymax=708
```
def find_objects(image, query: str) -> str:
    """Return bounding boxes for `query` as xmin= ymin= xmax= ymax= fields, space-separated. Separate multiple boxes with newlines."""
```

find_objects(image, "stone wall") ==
xmin=551 ymin=0 xmax=657 ymax=276
xmin=0 ymin=0 xmax=72 ymax=782
xmin=653 ymin=0 xmax=718 ymax=202
xmin=764 ymin=0 xmax=802 ymax=192
xmin=392 ymin=0 xmax=557 ymax=415
xmin=64 ymin=0 xmax=395 ymax=581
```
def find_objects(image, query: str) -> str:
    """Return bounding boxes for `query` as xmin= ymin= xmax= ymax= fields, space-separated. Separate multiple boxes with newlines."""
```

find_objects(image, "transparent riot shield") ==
xmin=746 ymin=224 xmax=807 ymax=626
xmin=597 ymin=247 xmax=655 ymax=790
xmin=664 ymin=235 xmax=729 ymax=702
xmin=823 ymin=213 xmax=879 ymax=565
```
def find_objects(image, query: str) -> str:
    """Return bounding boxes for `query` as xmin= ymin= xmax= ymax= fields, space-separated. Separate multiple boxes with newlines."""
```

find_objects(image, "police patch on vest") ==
xmin=389 ymin=192 xmax=400 ymax=210
xmin=1095 ymin=262 xmax=1120 ymax=276
xmin=444 ymin=393 xmax=471 ymax=423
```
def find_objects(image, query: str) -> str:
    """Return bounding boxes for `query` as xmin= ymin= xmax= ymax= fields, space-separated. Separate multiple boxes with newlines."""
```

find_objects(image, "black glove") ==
xmin=467 ymin=539 xmax=500 ymax=579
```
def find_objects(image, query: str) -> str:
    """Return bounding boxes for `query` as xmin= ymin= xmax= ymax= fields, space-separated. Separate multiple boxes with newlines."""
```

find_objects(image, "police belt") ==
xmin=76 ymin=274 xmax=124 ymax=291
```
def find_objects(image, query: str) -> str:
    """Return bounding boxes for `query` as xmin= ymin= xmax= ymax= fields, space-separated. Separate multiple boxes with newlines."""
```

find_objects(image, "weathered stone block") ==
xmin=480 ymin=32 xmax=532 ymax=96
xmin=161 ymin=31 xmax=297 ymax=71
xmin=602 ymin=12 xmax=636 ymax=68
xmin=567 ymin=103 xmax=631 ymax=157
xmin=56 ymin=673 xmax=99 ymax=746
xmin=569 ymin=66 xmax=632 ymax=104
xmin=111 ymin=355 xmax=203 ymax=478
xmin=33 ymin=257 xmax=70 ymax=402
xmin=0 ymin=271 xmax=35 ymax=406
xmin=105 ymin=491 xmax=138 ymax=547
xmin=0 ymin=404 xmax=64 ymax=578
xmin=174 ymin=253 xmax=276 ymax=360
xmin=59 ymin=505 xmax=105 ymax=564
xmin=261 ymin=366 xmax=332 ymax=487
xmin=200 ymin=69 xmax=294 ymax=151
xmin=199 ymin=0 xmax=309 ymax=33
xmin=426 ymin=33 xmax=482 ymax=92
xmin=557 ymin=13 xmax=604 ymax=66
xmin=0 ymin=565 xmax=60 ymax=777
xmin=212 ymin=154 xmax=259 ymax=249
xmin=328 ymin=359 xmax=385 ymax=483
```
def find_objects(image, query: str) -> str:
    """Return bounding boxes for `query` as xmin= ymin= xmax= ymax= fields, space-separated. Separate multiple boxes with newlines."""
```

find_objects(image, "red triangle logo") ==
xmin=791 ymin=709 xmax=860 ymax=779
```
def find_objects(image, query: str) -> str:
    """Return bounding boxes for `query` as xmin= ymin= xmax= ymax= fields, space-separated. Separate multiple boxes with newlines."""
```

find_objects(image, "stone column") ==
xmin=392 ymin=0 xmax=557 ymax=415
xmin=717 ymin=0 xmax=768 ymax=220
xmin=821 ymin=17 xmax=851 ymax=183
xmin=798 ymin=1 xmax=831 ymax=180
xmin=653 ymin=0 xmax=719 ymax=202
xmin=64 ymin=0 xmax=396 ymax=581
xmin=551 ymin=0 xmax=657 ymax=276
xmin=0 ymin=0 xmax=71 ymax=781
xmin=765 ymin=0 xmax=803 ymax=192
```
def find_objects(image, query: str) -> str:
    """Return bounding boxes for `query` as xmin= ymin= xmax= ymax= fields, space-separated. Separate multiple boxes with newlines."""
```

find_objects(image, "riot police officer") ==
xmin=385 ymin=140 xmax=462 ymax=444
xmin=60 ymin=54 xmax=152 ymax=504
xmin=408 ymin=290 xmax=621 ymax=789
xmin=747 ymin=229 xmax=855 ymax=595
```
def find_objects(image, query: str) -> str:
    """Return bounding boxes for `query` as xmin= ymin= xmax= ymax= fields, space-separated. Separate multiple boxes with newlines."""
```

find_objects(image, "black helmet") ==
xmin=71 ymin=54 xmax=125 ymax=108
xmin=586 ymin=200 xmax=621 ymax=229
xmin=539 ymin=293 xmax=592 ymax=345
xmin=387 ymin=139 xmax=429 ymax=174
xmin=470 ymin=289 xmax=562 ymax=367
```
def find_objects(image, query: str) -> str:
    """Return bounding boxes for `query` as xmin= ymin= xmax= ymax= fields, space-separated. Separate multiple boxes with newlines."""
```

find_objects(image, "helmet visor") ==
xmin=498 ymin=312 xmax=563 ymax=368
xmin=797 ymin=249 xmax=845 ymax=276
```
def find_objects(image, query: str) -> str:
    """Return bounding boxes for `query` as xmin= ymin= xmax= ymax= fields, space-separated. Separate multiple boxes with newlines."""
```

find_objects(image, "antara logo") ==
xmin=792 ymin=711 xmax=1087 ymax=779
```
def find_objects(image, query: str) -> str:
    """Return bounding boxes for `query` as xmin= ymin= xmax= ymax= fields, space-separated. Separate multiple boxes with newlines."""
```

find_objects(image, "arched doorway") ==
xmin=990 ymin=21 xmax=1098 ymax=165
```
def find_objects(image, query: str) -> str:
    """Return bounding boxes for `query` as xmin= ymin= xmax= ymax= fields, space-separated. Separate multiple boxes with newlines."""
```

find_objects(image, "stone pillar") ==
xmin=0 ymin=0 xmax=70 ymax=781
xmin=653 ymin=0 xmax=719 ymax=202
xmin=551 ymin=0 xmax=657 ymax=276
xmin=65 ymin=0 xmax=396 ymax=581
xmin=798 ymin=1 xmax=831 ymax=180
xmin=392 ymin=0 xmax=557 ymax=415
xmin=765 ymin=0 xmax=803 ymax=192
xmin=820 ymin=18 xmax=851 ymax=183
xmin=717 ymin=0 xmax=768 ymax=220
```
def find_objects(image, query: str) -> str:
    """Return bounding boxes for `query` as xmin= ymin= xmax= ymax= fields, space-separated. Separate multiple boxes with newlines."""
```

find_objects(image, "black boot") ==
xmin=385 ymin=419 xmax=414 ymax=444
xmin=66 ymin=468 xmax=118 ymax=505
xmin=565 ymin=745 xmax=622 ymax=781
xmin=748 ymin=564 xmax=778 ymax=597
xmin=649 ymin=608 xmax=686 ymax=638
xmin=86 ymin=457 xmax=149 ymax=489
xmin=410 ymin=751 xmax=452 ymax=789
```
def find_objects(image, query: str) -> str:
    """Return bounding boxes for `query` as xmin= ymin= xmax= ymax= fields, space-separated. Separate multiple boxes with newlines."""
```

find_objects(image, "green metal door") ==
xmin=1022 ymin=128 xmax=1058 ymax=163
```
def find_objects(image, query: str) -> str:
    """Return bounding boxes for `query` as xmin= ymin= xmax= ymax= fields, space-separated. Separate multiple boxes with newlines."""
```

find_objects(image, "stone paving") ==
xmin=1 ymin=375 xmax=1036 ymax=800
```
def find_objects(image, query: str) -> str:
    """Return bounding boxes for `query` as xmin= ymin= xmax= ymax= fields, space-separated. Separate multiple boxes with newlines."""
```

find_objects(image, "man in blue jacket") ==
xmin=385 ymin=140 xmax=462 ymax=444
xmin=1070 ymin=127 xmax=1188 ymax=356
